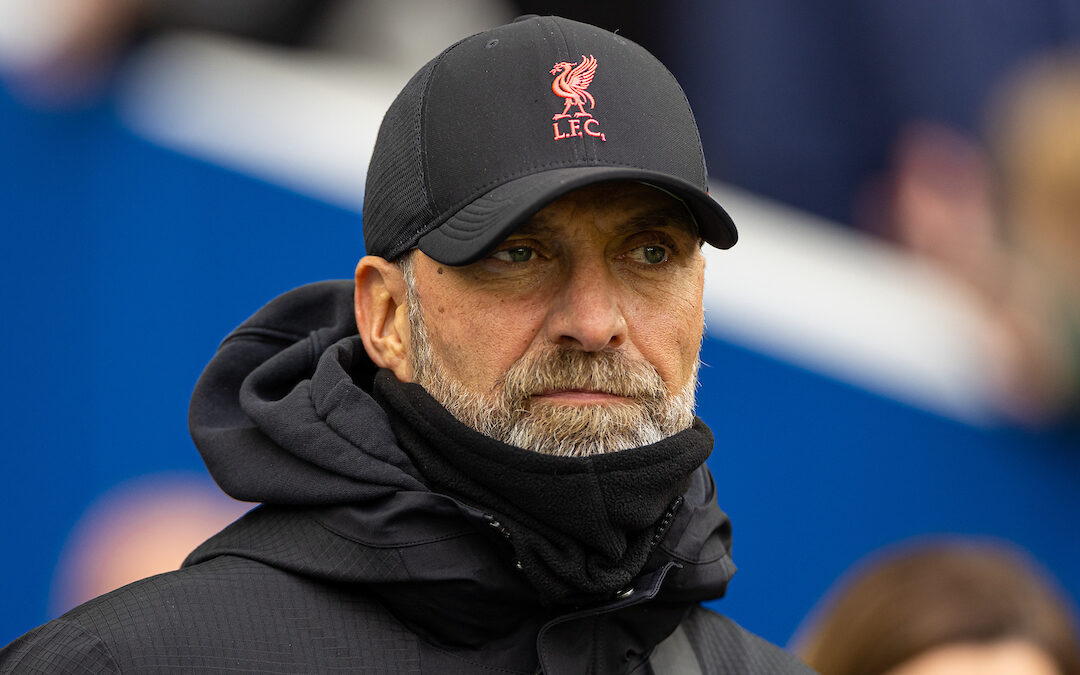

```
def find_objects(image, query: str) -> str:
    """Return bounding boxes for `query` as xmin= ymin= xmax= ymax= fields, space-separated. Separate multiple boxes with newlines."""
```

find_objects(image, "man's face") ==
xmin=403 ymin=181 xmax=707 ymax=456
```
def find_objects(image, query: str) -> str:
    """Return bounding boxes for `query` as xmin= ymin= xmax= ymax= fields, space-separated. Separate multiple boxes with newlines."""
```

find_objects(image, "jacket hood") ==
xmin=189 ymin=280 xmax=427 ymax=505
xmin=186 ymin=281 xmax=736 ymax=656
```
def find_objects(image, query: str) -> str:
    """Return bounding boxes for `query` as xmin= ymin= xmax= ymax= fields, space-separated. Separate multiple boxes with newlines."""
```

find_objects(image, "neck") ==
xmin=372 ymin=369 xmax=714 ymax=606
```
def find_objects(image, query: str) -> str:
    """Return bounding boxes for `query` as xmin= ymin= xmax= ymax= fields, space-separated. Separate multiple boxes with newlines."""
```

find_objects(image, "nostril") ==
xmin=555 ymin=329 xmax=623 ymax=352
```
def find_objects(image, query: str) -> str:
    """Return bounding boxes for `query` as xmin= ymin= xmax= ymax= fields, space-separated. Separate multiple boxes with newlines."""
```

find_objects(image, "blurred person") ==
xmin=794 ymin=538 xmax=1080 ymax=675
xmin=885 ymin=53 xmax=1080 ymax=425
xmin=48 ymin=474 xmax=250 ymax=616
xmin=0 ymin=16 xmax=814 ymax=674
xmin=0 ymin=0 xmax=511 ymax=105
xmin=663 ymin=0 xmax=1080 ymax=230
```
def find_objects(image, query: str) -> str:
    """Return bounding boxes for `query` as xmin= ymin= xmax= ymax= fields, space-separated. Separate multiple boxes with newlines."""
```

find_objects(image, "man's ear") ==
xmin=354 ymin=255 xmax=415 ymax=382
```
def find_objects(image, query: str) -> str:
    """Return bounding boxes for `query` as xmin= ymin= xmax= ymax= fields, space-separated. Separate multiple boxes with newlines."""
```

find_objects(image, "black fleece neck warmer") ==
xmin=372 ymin=369 xmax=714 ymax=607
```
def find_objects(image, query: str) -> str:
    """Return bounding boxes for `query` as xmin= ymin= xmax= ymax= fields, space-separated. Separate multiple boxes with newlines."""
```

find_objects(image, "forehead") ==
xmin=515 ymin=181 xmax=698 ymax=238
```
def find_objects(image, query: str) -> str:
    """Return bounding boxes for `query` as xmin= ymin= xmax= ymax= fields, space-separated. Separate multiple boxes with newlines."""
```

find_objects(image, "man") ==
xmin=1 ymin=15 xmax=814 ymax=674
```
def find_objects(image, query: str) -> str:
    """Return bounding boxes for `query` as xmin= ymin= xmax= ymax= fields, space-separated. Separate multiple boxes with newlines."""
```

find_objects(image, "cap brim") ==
xmin=417 ymin=167 xmax=737 ymax=266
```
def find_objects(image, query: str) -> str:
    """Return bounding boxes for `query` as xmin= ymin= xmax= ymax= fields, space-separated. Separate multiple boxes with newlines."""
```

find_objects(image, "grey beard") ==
xmin=400 ymin=256 xmax=699 ymax=457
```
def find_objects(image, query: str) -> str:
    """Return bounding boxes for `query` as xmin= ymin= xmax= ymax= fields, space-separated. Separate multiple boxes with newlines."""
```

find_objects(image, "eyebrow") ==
xmin=621 ymin=206 xmax=699 ymax=237
xmin=517 ymin=206 xmax=698 ymax=238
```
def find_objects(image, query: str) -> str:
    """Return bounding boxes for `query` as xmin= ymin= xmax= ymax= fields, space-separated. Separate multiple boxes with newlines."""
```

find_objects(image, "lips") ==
xmin=537 ymin=387 xmax=618 ymax=396
xmin=531 ymin=389 xmax=635 ymax=404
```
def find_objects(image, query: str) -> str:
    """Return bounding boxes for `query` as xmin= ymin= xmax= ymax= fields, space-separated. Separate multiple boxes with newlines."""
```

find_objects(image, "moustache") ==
xmin=498 ymin=347 xmax=668 ymax=406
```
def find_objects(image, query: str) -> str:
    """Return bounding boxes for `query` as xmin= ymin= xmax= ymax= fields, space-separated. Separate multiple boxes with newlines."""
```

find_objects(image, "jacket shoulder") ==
xmin=680 ymin=606 xmax=817 ymax=674
xmin=2 ymin=555 xmax=421 ymax=673
xmin=0 ymin=619 xmax=119 ymax=674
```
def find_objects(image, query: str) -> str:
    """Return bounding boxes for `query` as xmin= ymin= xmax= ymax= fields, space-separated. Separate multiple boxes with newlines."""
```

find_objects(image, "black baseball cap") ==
xmin=362 ymin=15 xmax=737 ymax=265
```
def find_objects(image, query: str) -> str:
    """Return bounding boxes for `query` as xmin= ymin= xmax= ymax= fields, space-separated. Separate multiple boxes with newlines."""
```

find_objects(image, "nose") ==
xmin=544 ymin=260 xmax=627 ymax=351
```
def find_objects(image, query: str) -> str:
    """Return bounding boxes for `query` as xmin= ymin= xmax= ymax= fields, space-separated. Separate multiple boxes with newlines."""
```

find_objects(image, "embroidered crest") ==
xmin=550 ymin=55 xmax=606 ymax=141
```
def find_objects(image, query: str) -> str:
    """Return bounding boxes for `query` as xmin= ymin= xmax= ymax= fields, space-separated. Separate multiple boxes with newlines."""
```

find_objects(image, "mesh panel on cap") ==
xmin=362 ymin=59 xmax=438 ymax=260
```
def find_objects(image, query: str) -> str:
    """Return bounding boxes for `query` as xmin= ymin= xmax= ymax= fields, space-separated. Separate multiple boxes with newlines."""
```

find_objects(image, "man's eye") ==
xmin=629 ymin=245 xmax=669 ymax=264
xmin=492 ymin=246 xmax=535 ymax=263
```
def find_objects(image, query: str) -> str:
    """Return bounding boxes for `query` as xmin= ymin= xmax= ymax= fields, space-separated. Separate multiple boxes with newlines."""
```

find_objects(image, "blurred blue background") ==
xmin=0 ymin=85 xmax=366 ymax=641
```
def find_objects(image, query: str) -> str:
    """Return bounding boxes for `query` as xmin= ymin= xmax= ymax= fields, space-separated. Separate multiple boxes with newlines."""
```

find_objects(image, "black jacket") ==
xmin=0 ymin=281 xmax=814 ymax=674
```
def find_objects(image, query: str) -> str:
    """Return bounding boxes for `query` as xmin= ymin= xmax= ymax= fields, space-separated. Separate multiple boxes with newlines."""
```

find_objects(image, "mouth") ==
xmin=531 ymin=389 xmax=635 ymax=405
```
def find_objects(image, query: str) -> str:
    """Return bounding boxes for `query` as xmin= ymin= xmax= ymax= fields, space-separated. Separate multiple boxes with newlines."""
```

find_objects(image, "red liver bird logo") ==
xmin=550 ymin=55 xmax=598 ymax=120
